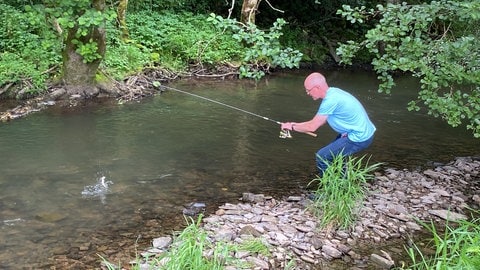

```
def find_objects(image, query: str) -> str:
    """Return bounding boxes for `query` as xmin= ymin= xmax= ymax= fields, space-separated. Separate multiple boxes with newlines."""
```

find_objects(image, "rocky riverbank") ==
xmin=131 ymin=156 xmax=479 ymax=270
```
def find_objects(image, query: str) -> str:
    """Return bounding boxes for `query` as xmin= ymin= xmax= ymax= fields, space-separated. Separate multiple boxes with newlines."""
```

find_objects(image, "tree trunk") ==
xmin=241 ymin=0 xmax=261 ymax=24
xmin=117 ymin=0 xmax=129 ymax=41
xmin=62 ymin=0 xmax=106 ymax=97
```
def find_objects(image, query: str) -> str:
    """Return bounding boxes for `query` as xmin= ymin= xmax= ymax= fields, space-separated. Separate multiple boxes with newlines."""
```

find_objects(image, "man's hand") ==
xmin=281 ymin=122 xmax=295 ymax=130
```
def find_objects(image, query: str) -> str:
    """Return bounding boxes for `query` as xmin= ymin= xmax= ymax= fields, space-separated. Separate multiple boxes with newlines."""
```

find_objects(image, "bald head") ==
xmin=304 ymin=72 xmax=329 ymax=99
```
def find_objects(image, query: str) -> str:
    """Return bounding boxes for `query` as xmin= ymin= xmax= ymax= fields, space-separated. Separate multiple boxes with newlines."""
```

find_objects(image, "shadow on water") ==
xmin=0 ymin=69 xmax=478 ymax=268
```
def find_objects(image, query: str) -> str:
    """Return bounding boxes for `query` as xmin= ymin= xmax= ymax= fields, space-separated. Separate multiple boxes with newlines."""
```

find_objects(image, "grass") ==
xmin=236 ymin=237 xmax=271 ymax=257
xmin=401 ymin=212 xmax=480 ymax=270
xmin=307 ymin=153 xmax=381 ymax=229
xmin=147 ymin=215 xmax=231 ymax=270
xmin=100 ymin=214 xmax=274 ymax=269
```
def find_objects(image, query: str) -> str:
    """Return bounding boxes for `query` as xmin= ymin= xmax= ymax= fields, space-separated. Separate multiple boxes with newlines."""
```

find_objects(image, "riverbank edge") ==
xmin=0 ymin=65 xmax=368 ymax=123
xmin=116 ymin=156 xmax=480 ymax=270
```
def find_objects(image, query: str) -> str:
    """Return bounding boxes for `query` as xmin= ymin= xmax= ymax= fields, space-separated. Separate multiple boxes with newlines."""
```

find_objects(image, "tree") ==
xmin=116 ymin=0 xmax=129 ymax=41
xmin=336 ymin=1 xmax=480 ymax=137
xmin=241 ymin=0 xmax=261 ymax=24
xmin=45 ymin=0 xmax=116 ymax=96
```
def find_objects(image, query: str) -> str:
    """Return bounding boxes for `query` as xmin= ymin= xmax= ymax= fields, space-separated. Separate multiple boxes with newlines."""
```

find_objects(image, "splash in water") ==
xmin=2 ymin=218 xmax=25 ymax=226
xmin=81 ymin=175 xmax=113 ymax=204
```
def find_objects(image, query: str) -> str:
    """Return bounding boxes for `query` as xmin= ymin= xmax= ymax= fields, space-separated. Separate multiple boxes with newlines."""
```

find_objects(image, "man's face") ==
xmin=305 ymin=85 xmax=322 ymax=100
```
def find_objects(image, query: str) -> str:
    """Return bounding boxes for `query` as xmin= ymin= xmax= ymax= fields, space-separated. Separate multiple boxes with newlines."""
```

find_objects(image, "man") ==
xmin=281 ymin=72 xmax=376 ymax=175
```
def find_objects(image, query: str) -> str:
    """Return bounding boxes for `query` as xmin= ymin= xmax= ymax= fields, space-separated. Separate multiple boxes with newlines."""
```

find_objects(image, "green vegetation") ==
xmin=337 ymin=0 xmax=480 ymax=137
xmin=308 ymin=154 xmax=381 ymax=229
xmin=1 ymin=0 xmax=478 ymax=136
xmin=401 ymin=213 xmax=480 ymax=270
xmin=0 ymin=4 xmax=302 ymax=96
xmin=154 ymin=215 xmax=231 ymax=270
xmin=208 ymin=14 xmax=302 ymax=79
xmin=43 ymin=0 xmax=116 ymax=63
xmin=101 ymin=215 xmax=271 ymax=269
xmin=0 ymin=3 xmax=60 ymax=98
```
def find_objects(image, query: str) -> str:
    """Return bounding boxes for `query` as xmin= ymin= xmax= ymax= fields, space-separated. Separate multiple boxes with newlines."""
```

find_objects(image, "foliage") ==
xmin=336 ymin=0 xmax=480 ymax=137
xmin=125 ymin=11 xmax=302 ymax=79
xmin=100 ymin=22 xmax=150 ymax=79
xmin=280 ymin=24 xmax=328 ymax=63
xmin=402 ymin=213 xmax=480 ymax=270
xmin=126 ymin=11 xmax=243 ymax=71
xmin=43 ymin=0 xmax=116 ymax=63
xmin=208 ymin=14 xmax=303 ymax=79
xmin=156 ymin=215 xmax=232 ymax=270
xmin=308 ymin=154 xmax=380 ymax=229
xmin=236 ymin=237 xmax=271 ymax=257
xmin=126 ymin=0 xmax=228 ymax=15
xmin=0 ymin=4 xmax=61 ymax=96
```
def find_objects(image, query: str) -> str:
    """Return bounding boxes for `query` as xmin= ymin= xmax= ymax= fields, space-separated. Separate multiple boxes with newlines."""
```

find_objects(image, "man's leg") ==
xmin=316 ymin=134 xmax=374 ymax=174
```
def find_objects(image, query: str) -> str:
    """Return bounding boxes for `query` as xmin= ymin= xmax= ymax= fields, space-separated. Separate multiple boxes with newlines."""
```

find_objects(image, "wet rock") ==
xmin=239 ymin=225 xmax=262 ymax=237
xmin=428 ymin=209 xmax=467 ymax=221
xmin=242 ymin=192 xmax=266 ymax=203
xmin=182 ymin=202 xmax=206 ymax=216
xmin=246 ymin=256 xmax=270 ymax=269
xmin=35 ymin=212 xmax=66 ymax=223
xmin=322 ymin=244 xmax=343 ymax=258
xmin=152 ymin=236 xmax=172 ymax=249
xmin=213 ymin=228 xmax=235 ymax=241
xmin=286 ymin=196 xmax=302 ymax=202
xmin=370 ymin=252 xmax=394 ymax=269
xmin=473 ymin=194 xmax=480 ymax=204
xmin=47 ymin=88 xmax=67 ymax=100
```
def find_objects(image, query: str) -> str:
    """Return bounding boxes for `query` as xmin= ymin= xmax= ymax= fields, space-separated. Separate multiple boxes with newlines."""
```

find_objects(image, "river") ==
xmin=0 ymin=69 xmax=478 ymax=268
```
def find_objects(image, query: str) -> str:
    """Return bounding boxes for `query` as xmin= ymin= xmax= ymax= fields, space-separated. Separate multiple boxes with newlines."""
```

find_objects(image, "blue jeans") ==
xmin=315 ymin=133 xmax=374 ymax=175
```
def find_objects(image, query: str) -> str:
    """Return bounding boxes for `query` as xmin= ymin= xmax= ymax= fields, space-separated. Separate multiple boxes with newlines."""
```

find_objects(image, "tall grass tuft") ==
xmin=236 ymin=237 xmax=270 ymax=257
xmin=155 ymin=214 xmax=231 ymax=270
xmin=99 ymin=214 xmax=276 ymax=269
xmin=308 ymin=154 xmax=380 ymax=229
xmin=404 ymin=212 xmax=480 ymax=270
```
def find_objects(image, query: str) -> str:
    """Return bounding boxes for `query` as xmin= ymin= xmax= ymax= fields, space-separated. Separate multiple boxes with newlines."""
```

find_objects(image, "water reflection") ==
xmin=0 ymin=69 xmax=478 ymax=268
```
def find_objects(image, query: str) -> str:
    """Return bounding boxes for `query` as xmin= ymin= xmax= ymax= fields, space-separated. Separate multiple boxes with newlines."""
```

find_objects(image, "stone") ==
xmin=214 ymin=229 xmax=235 ymax=241
xmin=246 ymin=256 xmax=270 ymax=269
xmin=370 ymin=253 xmax=394 ymax=269
xmin=322 ymin=244 xmax=342 ymax=258
xmin=243 ymin=193 xmax=265 ymax=203
xmin=152 ymin=236 xmax=172 ymax=249
xmin=35 ymin=212 xmax=66 ymax=223
xmin=286 ymin=196 xmax=302 ymax=202
xmin=239 ymin=225 xmax=262 ymax=237
xmin=473 ymin=194 xmax=480 ymax=204
xmin=428 ymin=210 xmax=467 ymax=221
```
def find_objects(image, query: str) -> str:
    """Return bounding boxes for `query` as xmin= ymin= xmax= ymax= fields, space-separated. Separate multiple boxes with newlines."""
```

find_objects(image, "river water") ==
xmin=0 ymin=69 xmax=478 ymax=268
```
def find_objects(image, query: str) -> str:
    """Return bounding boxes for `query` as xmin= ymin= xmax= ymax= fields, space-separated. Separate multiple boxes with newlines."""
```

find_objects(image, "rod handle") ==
xmin=303 ymin=131 xmax=317 ymax=137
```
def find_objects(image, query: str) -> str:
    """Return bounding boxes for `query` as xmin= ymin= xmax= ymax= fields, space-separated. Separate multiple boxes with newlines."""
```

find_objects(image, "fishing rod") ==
xmin=158 ymin=84 xmax=317 ymax=138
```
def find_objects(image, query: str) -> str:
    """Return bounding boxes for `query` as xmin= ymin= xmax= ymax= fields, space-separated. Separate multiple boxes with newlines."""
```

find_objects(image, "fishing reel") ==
xmin=279 ymin=129 xmax=292 ymax=139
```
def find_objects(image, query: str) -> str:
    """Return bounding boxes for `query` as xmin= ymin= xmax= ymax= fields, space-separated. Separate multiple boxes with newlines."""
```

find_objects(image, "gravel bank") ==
xmin=135 ymin=156 xmax=480 ymax=269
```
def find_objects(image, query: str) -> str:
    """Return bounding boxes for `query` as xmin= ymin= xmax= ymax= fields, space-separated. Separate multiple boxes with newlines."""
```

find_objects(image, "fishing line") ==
xmin=158 ymin=84 xmax=316 ymax=138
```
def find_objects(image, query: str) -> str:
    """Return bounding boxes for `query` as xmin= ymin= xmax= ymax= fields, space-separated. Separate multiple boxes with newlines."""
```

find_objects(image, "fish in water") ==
xmin=100 ymin=176 xmax=109 ymax=188
xmin=81 ymin=176 xmax=113 ymax=204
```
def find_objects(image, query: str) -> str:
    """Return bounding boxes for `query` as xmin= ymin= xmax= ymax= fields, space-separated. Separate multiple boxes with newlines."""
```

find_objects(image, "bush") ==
xmin=127 ymin=11 xmax=243 ymax=70
xmin=0 ymin=4 xmax=61 ymax=96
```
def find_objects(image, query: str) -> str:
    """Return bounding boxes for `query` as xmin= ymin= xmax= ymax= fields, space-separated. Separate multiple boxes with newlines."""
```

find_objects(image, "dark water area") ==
xmin=0 ymin=69 xmax=478 ymax=268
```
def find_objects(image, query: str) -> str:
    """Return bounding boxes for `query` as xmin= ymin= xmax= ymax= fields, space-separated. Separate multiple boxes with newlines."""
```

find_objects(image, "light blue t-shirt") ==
xmin=317 ymin=87 xmax=376 ymax=142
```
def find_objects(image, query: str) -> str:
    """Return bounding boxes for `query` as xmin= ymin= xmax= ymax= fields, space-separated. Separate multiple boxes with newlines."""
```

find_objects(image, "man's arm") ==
xmin=282 ymin=114 xmax=328 ymax=133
